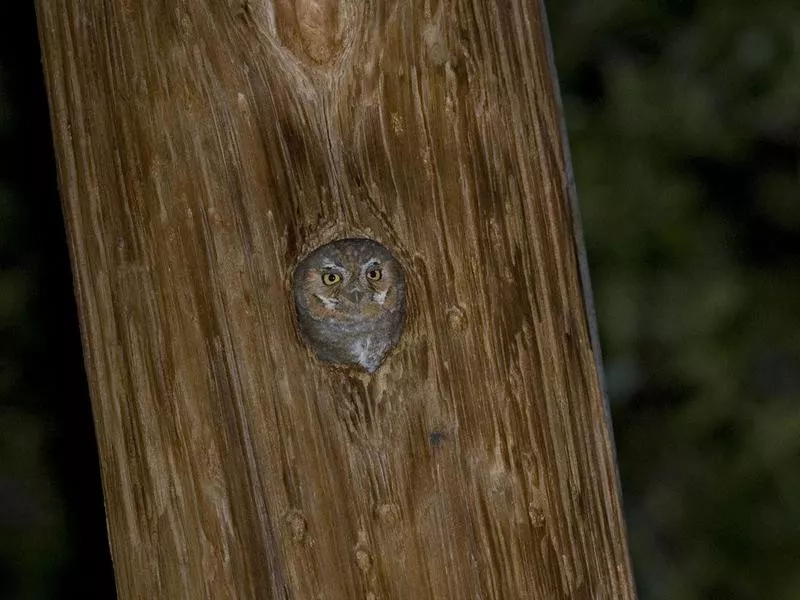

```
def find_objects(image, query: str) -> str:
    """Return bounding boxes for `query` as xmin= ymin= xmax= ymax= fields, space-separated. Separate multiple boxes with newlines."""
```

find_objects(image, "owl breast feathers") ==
xmin=292 ymin=238 xmax=406 ymax=372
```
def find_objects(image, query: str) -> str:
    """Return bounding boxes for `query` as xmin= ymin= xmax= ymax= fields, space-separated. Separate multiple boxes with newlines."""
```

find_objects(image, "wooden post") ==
xmin=36 ymin=1 xmax=636 ymax=598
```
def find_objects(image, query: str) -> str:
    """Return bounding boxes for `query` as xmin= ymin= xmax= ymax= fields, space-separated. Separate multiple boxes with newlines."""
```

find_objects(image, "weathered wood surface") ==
xmin=36 ymin=0 xmax=636 ymax=598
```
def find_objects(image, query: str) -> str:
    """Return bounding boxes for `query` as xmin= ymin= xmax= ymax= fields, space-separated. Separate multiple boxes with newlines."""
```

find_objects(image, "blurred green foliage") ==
xmin=548 ymin=1 xmax=800 ymax=599
xmin=0 ymin=1 xmax=798 ymax=599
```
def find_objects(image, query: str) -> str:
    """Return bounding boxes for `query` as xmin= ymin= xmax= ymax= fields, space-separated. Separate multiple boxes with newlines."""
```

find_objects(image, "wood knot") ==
xmin=354 ymin=529 xmax=372 ymax=573
xmin=429 ymin=430 xmax=447 ymax=448
xmin=355 ymin=547 xmax=371 ymax=572
xmin=285 ymin=509 xmax=307 ymax=542
xmin=447 ymin=306 xmax=467 ymax=332
xmin=528 ymin=503 xmax=546 ymax=528
xmin=376 ymin=503 xmax=400 ymax=525
xmin=275 ymin=0 xmax=342 ymax=65
xmin=528 ymin=487 xmax=547 ymax=528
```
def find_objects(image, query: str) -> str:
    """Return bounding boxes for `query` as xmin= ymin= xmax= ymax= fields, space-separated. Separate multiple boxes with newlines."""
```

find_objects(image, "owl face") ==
xmin=294 ymin=238 xmax=404 ymax=323
xmin=292 ymin=238 xmax=406 ymax=371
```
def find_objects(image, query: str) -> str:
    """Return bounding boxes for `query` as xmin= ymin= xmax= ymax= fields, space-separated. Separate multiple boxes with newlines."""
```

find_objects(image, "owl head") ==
xmin=292 ymin=238 xmax=406 ymax=371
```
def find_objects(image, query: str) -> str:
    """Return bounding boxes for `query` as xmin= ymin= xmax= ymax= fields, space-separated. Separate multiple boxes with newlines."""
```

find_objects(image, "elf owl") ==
xmin=292 ymin=238 xmax=406 ymax=372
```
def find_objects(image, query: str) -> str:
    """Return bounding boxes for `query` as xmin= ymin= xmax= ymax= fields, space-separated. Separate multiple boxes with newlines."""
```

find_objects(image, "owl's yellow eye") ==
xmin=366 ymin=268 xmax=382 ymax=281
xmin=321 ymin=272 xmax=341 ymax=286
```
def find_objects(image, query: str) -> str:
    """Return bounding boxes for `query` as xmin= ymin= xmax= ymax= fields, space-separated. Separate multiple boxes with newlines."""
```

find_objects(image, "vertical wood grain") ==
xmin=36 ymin=0 xmax=636 ymax=598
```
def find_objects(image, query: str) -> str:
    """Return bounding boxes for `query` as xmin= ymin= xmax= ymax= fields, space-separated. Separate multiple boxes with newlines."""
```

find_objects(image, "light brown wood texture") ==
xmin=36 ymin=0 xmax=636 ymax=598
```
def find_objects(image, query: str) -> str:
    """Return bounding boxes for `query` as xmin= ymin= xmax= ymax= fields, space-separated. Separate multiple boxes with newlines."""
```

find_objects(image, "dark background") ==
xmin=1 ymin=1 xmax=797 ymax=599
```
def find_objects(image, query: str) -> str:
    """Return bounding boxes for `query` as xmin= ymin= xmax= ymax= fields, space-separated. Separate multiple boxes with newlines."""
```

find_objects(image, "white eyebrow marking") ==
xmin=361 ymin=258 xmax=380 ymax=272
xmin=320 ymin=262 xmax=347 ymax=275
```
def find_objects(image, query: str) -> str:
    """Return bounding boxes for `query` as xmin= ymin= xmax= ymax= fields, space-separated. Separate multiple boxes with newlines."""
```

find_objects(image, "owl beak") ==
xmin=344 ymin=289 xmax=364 ymax=304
